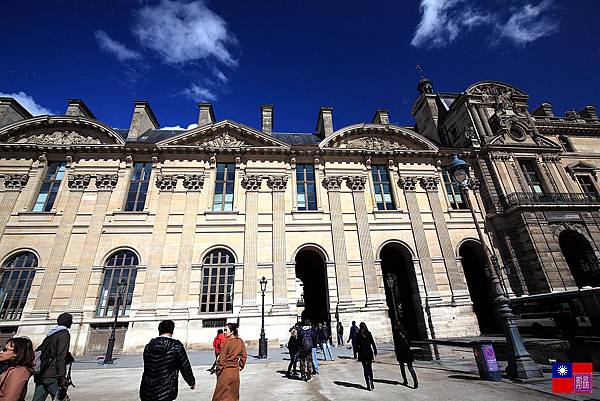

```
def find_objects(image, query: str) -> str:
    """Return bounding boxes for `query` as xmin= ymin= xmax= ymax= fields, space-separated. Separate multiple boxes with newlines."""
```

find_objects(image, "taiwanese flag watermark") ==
xmin=552 ymin=362 xmax=593 ymax=394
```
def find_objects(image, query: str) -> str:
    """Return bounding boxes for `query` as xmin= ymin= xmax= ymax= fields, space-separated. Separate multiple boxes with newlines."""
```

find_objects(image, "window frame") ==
xmin=371 ymin=165 xmax=396 ymax=211
xmin=32 ymin=161 xmax=66 ymax=212
xmin=576 ymin=174 xmax=599 ymax=196
xmin=0 ymin=251 xmax=37 ymax=320
xmin=95 ymin=251 xmax=138 ymax=318
xmin=519 ymin=159 xmax=545 ymax=195
xmin=558 ymin=136 xmax=574 ymax=152
xmin=200 ymin=249 xmax=235 ymax=314
xmin=295 ymin=163 xmax=318 ymax=211
xmin=442 ymin=169 xmax=467 ymax=210
xmin=212 ymin=163 xmax=236 ymax=212
xmin=124 ymin=162 xmax=152 ymax=212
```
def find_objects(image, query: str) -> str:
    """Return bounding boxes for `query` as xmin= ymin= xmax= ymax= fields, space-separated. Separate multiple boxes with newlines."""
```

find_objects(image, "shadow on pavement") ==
xmin=337 ymin=356 xmax=355 ymax=360
xmin=333 ymin=380 xmax=366 ymax=390
xmin=372 ymin=378 xmax=403 ymax=385
xmin=447 ymin=374 xmax=482 ymax=381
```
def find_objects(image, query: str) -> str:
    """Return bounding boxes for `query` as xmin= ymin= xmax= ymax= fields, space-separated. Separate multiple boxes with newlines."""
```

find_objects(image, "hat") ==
xmin=57 ymin=312 xmax=73 ymax=326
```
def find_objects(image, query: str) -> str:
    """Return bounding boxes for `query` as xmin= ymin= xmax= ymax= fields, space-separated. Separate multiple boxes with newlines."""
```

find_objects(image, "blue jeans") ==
xmin=321 ymin=341 xmax=334 ymax=360
xmin=311 ymin=347 xmax=320 ymax=373
xmin=32 ymin=377 xmax=60 ymax=401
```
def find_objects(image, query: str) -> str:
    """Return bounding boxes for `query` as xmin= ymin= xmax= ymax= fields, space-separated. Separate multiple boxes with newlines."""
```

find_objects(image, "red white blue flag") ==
xmin=552 ymin=362 xmax=593 ymax=394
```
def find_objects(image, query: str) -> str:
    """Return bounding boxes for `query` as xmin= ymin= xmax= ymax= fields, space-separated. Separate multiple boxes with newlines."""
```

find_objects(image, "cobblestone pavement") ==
xmin=25 ymin=345 xmax=598 ymax=400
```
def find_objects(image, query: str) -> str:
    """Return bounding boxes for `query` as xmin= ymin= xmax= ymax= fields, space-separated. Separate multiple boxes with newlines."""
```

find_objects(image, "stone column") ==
xmin=267 ymin=175 xmax=289 ymax=311
xmin=17 ymin=155 xmax=46 ymax=212
xmin=346 ymin=175 xmax=383 ymax=306
xmin=476 ymin=105 xmax=494 ymax=136
xmin=322 ymin=176 xmax=353 ymax=305
xmin=240 ymin=175 xmax=262 ymax=312
xmin=467 ymin=103 xmax=486 ymax=138
xmin=171 ymin=174 xmax=204 ymax=314
xmin=138 ymin=174 xmax=177 ymax=315
xmin=67 ymin=174 xmax=118 ymax=315
xmin=0 ymin=174 xmax=29 ymax=237
xmin=398 ymin=177 xmax=439 ymax=299
xmin=31 ymin=173 xmax=91 ymax=317
xmin=420 ymin=176 xmax=466 ymax=296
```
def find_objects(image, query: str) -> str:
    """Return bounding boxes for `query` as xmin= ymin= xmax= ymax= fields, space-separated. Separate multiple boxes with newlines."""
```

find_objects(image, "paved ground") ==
xmin=26 ymin=345 xmax=599 ymax=400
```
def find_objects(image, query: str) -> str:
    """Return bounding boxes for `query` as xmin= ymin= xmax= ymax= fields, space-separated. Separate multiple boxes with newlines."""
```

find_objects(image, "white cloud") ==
xmin=497 ymin=1 xmax=558 ymax=46
xmin=160 ymin=123 xmax=199 ymax=130
xmin=94 ymin=30 xmax=142 ymax=62
xmin=411 ymin=0 xmax=557 ymax=48
xmin=182 ymin=84 xmax=218 ymax=101
xmin=133 ymin=0 xmax=236 ymax=66
xmin=0 ymin=91 xmax=54 ymax=115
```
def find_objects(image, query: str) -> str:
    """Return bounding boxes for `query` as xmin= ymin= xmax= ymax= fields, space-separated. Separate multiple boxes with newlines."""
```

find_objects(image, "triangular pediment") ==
xmin=157 ymin=120 xmax=290 ymax=149
xmin=320 ymin=124 xmax=438 ymax=151
xmin=0 ymin=116 xmax=125 ymax=145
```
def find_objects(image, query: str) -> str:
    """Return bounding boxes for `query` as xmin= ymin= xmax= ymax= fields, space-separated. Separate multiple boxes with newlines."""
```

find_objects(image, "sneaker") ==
xmin=307 ymin=377 xmax=313 ymax=383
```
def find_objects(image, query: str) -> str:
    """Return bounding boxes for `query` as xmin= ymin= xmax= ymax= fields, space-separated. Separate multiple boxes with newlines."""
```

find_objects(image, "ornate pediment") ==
xmin=321 ymin=124 xmax=438 ymax=152
xmin=339 ymin=135 xmax=409 ymax=151
xmin=197 ymin=132 xmax=247 ymax=148
xmin=6 ymin=130 xmax=102 ymax=145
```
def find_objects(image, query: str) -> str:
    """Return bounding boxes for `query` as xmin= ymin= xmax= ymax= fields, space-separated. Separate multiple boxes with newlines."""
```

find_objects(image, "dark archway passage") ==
xmin=459 ymin=241 xmax=502 ymax=334
xmin=295 ymin=249 xmax=330 ymax=325
xmin=559 ymin=230 xmax=600 ymax=288
xmin=380 ymin=243 xmax=427 ymax=340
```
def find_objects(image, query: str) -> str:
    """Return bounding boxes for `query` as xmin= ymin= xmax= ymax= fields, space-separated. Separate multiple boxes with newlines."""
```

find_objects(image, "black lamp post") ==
xmin=385 ymin=274 xmax=399 ymax=324
xmin=258 ymin=276 xmax=268 ymax=359
xmin=103 ymin=278 xmax=127 ymax=365
xmin=448 ymin=154 xmax=542 ymax=379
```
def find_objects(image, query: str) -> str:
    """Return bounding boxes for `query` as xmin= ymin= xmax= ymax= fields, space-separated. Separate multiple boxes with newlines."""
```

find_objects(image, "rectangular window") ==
xmin=519 ymin=160 xmax=544 ymax=194
xmin=296 ymin=164 xmax=317 ymax=211
xmin=33 ymin=162 xmax=66 ymax=212
xmin=213 ymin=163 xmax=235 ymax=211
xmin=577 ymin=175 xmax=598 ymax=196
xmin=442 ymin=170 xmax=467 ymax=210
xmin=559 ymin=136 xmax=573 ymax=152
xmin=371 ymin=165 xmax=395 ymax=210
xmin=124 ymin=162 xmax=152 ymax=212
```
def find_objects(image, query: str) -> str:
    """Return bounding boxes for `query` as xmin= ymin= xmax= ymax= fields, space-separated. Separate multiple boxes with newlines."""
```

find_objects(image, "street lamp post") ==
xmin=448 ymin=154 xmax=542 ymax=379
xmin=258 ymin=276 xmax=268 ymax=359
xmin=103 ymin=278 xmax=127 ymax=365
xmin=385 ymin=275 xmax=399 ymax=324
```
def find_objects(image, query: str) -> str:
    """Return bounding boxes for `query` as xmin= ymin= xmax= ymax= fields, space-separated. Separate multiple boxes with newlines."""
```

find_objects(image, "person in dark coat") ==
xmin=336 ymin=322 xmax=344 ymax=346
xmin=347 ymin=321 xmax=359 ymax=359
xmin=286 ymin=328 xmax=300 ymax=376
xmin=393 ymin=320 xmax=418 ymax=388
xmin=297 ymin=320 xmax=315 ymax=382
xmin=32 ymin=312 xmax=73 ymax=401
xmin=355 ymin=322 xmax=377 ymax=391
xmin=140 ymin=320 xmax=195 ymax=401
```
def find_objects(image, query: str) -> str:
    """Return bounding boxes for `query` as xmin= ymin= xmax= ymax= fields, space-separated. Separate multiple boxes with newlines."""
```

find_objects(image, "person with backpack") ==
xmin=347 ymin=321 xmax=359 ymax=359
xmin=0 ymin=337 xmax=35 ymax=400
xmin=297 ymin=320 xmax=315 ymax=382
xmin=140 ymin=320 xmax=196 ymax=401
xmin=32 ymin=312 xmax=73 ymax=401
xmin=208 ymin=329 xmax=225 ymax=374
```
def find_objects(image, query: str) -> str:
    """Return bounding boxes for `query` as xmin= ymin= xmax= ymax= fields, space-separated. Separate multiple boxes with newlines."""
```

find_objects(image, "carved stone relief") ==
xmin=346 ymin=175 xmax=367 ymax=191
xmin=322 ymin=176 xmax=343 ymax=191
xmin=419 ymin=176 xmax=439 ymax=192
xmin=3 ymin=174 xmax=29 ymax=191
xmin=68 ymin=174 xmax=92 ymax=191
xmin=95 ymin=174 xmax=118 ymax=191
xmin=182 ymin=174 xmax=205 ymax=191
xmin=9 ymin=131 xmax=102 ymax=145
xmin=341 ymin=136 xmax=409 ymax=151
xmin=155 ymin=174 xmax=178 ymax=191
xmin=267 ymin=175 xmax=288 ymax=191
xmin=398 ymin=177 xmax=418 ymax=192
xmin=199 ymin=132 xmax=245 ymax=148
xmin=241 ymin=175 xmax=262 ymax=191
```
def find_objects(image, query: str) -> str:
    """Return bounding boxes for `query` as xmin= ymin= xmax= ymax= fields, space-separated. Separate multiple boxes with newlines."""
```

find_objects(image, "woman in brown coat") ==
xmin=0 ymin=337 xmax=35 ymax=401
xmin=212 ymin=323 xmax=247 ymax=401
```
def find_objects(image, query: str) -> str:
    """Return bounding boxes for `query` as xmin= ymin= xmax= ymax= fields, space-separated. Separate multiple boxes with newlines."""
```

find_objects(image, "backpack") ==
xmin=33 ymin=334 xmax=54 ymax=376
xmin=301 ymin=328 xmax=313 ymax=351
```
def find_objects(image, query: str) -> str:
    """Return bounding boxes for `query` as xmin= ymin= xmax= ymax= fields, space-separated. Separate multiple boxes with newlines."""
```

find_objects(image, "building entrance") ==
xmin=295 ymin=248 xmax=330 ymax=326
xmin=559 ymin=230 xmax=600 ymax=288
xmin=380 ymin=243 xmax=427 ymax=340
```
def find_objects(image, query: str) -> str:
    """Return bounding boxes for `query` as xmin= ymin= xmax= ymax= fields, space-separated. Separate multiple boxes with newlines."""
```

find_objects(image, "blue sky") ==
xmin=1 ymin=0 xmax=598 ymax=133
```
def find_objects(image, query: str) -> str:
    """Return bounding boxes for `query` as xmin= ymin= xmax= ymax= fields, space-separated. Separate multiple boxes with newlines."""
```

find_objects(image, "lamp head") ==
xmin=260 ymin=276 xmax=267 ymax=292
xmin=448 ymin=154 xmax=471 ymax=187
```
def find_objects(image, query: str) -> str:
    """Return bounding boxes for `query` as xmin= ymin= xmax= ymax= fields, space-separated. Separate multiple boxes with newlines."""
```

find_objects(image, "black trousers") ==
xmin=361 ymin=361 xmax=374 ymax=387
xmin=287 ymin=353 xmax=298 ymax=374
xmin=399 ymin=361 xmax=418 ymax=384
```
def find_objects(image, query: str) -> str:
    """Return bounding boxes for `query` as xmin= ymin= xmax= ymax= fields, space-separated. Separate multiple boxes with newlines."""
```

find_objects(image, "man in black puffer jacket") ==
xmin=140 ymin=320 xmax=196 ymax=401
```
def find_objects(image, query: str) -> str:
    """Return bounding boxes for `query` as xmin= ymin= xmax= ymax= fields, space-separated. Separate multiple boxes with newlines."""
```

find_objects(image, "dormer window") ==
xmin=559 ymin=136 xmax=574 ymax=152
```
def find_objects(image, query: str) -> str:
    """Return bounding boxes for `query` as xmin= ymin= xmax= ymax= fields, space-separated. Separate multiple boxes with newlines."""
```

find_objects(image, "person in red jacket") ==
xmin=208 ymin=329 xmax=225 ymax=374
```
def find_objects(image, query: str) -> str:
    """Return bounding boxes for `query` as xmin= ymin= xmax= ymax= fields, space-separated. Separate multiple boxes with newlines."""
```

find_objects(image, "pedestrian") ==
xmin=297 ymin=320 xmax=315 ymax=382
xmin=310 ymin=322 xmax=320 ymax=373
xmin=286 ymin=328 xmax=299 ymax=377
xmin=139 ymin=320 xmax=196 ymax=401
xmin=355 ymin=322 xmax=377 ymax=391
xmin=0 ymin=337 xmax=35 ymax=400
xmin=212 ymin=323 xmax=247 ymax=401
xmin=208 ymin=329 xmax=225 ymax=374
xmin=319 ymin=323 xmax=334 ymax=361
xmin=32 ymin=312 xmax=74 ymax=401
xmin=337 ymin=322 xmax=344 ymax=346
xmin=393 ymin=321 xmax=418 ymax=389
xmin=347 ymin=320 xmax=359 ymax=359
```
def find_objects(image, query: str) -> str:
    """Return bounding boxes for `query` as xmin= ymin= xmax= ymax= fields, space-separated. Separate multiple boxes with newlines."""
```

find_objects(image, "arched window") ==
xmin=96 ymin=250 xmax=138 ymax=317
xmin=200 ymin=249 xmax=235 ymax=313
xmin=0 ymin=251 xmax=37 ymax=320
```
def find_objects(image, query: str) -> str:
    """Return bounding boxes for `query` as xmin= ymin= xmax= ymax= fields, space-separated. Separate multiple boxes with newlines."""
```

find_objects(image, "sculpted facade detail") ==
xmin=241 ymin=175 xmax=262 ymax=191
xmin=341 ymin=136 xmax=409 ymax=151
xmin=8 ymin=131 xmax=102 ymax=145
xmin=3 ymin=173 xmax=29 ymax=191
xmin=398 ymin=177 xmax=418 ymax=192
xmin=182 ymin=174 xmax=205 ymax=191
xmin=68 ymin=174 xmax=92 ymax=191
xmin=155 ymin=174 xmax=178 ymax=191
xmin=420 ymin=176 xmax=439 ymax=192
xmin=346 ymin=175 xmax=367 ymax=191
xmin=199 ymin=132 xmax=245 ymax=148
xmin=266 ymin=175 xmax=288 ymax=192
xmin=322 ymin=176 xmax=343 ymax=191
xmin=95 ymin=174 xmax=119 ymax=191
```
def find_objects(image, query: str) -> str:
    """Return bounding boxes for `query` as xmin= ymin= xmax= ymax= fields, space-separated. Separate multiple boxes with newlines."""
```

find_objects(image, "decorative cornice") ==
xmin=3 ymin=173 xmax=29 ymax=191
xmin=182 ymin=174 xmax=205 ymax=191
xmin=155 ymin=174 xmax=178 ymax=191
xmin=241 ymin=175 xmax=262 ymax=191
xmin=95 ymin=174 xmax=118 ymax=191
xmin=419 ymin=176 xmax=439 ymax=192
xmin=266 ymin=175 xmax=288 ymax=191
xmin=322 ymin=176 xmax=343 ymax=191
xmin=398 ymin=177 xmax=418 ymax=192
xmin=68 ymin=174 xmax=92 ymax=191
xmin=346 ymin=175 xmax=367 ymax=191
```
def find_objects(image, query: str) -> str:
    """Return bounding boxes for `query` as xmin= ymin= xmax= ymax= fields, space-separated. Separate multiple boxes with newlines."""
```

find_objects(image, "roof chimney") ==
xmin=532 ymin=102 xmax=554 ymax=117
xmin=198 ymin=102 xmax=215 ymax=126
xmin=65 ymin=99 xmax=96 ymax=119
xmin=579 ymin=105 xmax=598 ymax=121
xmin=0 ymin=97 xmax=33 ymax=128
xmin=372 ymin=109 xmax=390 ymax=125
xmin=127 ymin=100 xmax=160 ymax=141
xmin=316 ymin=107 xmax=334 ymax=138
xmin=261 ymin=104 xmax=273 ymax=134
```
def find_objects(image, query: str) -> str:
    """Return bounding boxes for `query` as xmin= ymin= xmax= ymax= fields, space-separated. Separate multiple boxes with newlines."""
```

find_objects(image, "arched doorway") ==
xmin=559 ymin=230 xmax=600 ymax=288
xmin=295 ymin=248 xmax=330 ymax=325
xmin=459 ymin=240 xmax=501 ymax=334
xmin=380 ymin=242 xmax=426 ymax=340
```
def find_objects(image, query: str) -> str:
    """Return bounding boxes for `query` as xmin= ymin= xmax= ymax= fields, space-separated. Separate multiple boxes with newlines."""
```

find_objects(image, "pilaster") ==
xmin=240 ymin=175 xmax=261 ymax=313
xmin=267 ymin=175 xmax=289 ymax=311
xmin=0 ymin=173 xmax=28 ymax=237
